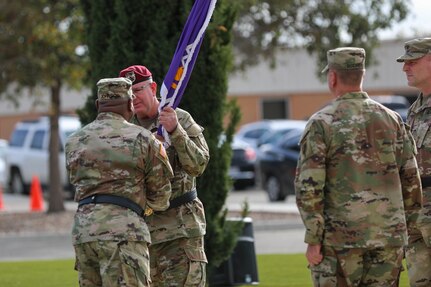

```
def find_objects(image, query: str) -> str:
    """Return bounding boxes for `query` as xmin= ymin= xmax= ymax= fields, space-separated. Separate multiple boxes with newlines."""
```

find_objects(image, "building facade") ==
xmin=227 ymin=38 xmax=419 ymax=126
xmin=0 ymin=38 xmax=420 ymax=140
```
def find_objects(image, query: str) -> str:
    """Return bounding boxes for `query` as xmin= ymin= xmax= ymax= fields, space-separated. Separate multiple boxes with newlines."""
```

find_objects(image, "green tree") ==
xmin=79 ymin=1 xmax=244 ymax=276
xmin=0 ymin=0 xmax=87 ymax=212
xmin=233 ymin=0 xmax=410 ymax=74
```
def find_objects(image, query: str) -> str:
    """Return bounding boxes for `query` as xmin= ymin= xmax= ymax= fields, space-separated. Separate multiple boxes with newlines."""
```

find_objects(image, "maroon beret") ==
xmin=119 ymin=65 xmax=152 ymax=85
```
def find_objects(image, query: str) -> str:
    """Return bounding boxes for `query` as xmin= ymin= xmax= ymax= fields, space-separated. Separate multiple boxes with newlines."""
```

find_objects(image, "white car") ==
xmin=0 ymin=139 xmax=7 ymax=188
xmin=5 ymin=116 xmax=81 ymax=194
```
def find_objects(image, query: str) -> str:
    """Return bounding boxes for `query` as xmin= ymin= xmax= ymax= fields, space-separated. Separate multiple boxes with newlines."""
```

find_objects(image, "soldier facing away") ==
xmin=295 ymin=47 xmax=422 ymax=286
xmin=397 ymin=37 xmax=431 ymax=287
xmin=66 ymin=77 xmax=173 ymax=286
xmin=119 ymin=65 xmax=210 ymax=287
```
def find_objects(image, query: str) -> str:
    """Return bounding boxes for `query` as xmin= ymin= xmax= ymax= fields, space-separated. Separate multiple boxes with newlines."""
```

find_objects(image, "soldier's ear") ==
xmin=151 ymin=82 xmax=157 ymax=95
xmin=328 ymin=70 xmax=337 ymax=87
xmin=95 ymin=99 xmax=99 ymax=110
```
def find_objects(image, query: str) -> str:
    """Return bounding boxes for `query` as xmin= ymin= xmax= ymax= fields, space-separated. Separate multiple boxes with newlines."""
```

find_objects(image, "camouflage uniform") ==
xmin=295 ymin=47 xmax=422 ymax=286
xmin=133 ymin=108 xmax=209 ymax=287
xmin=405 ymin=95 xmax=431 ymax=286
xmin=66 ymin=77 xmax=173 ymax=287
xmin=397 ymin=37 xmax=431 ymax=287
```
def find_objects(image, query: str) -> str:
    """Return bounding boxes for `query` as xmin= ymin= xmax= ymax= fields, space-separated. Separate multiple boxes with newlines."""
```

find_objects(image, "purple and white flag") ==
xmin=158 ymin=0 xmax=217 ymax=145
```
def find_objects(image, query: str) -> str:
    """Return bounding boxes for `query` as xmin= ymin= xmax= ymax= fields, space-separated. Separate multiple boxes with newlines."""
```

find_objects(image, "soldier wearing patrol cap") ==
xmin=397 ymin=37 xmax=431 ymax=287
xmin=119 ymin=65 xmax=210 ymax=287
xmin=295 ymin=47 xmax=422 ymax=286
xmin=65 ymin=77 xmax=173 ymax=287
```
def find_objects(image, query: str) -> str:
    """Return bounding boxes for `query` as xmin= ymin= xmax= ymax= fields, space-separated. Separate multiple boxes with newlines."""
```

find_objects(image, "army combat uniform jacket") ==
xmin=133 ymin=108 xmax=210 ymax=244
xmin=66 ymin=112 xmax=173 ymax=245
xmin=295 ymin=92 xmax=422 ymax=248
xmin=407 ymin=93 xmax=431 ymax=245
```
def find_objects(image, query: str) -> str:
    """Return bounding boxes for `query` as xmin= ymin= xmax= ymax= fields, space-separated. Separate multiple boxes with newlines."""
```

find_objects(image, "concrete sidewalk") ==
xmin=1 ymin=187 xmax=300 ymax=214
xmin=0 ymin=192 xmax=77 ymax=213
xmin=0 ymin=223 xmax=306 ymax=262
xmin=0 ymin=190 xmax=306 ymax=261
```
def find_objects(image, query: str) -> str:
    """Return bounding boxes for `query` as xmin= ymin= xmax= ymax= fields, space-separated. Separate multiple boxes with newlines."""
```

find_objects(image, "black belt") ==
xmin=421 ymin=177 xmax=431 ymax=188
xmin=168 ymin=189 xmax=197 ymax=209
xmin=78 ymin=194 xmax=145 ymax=218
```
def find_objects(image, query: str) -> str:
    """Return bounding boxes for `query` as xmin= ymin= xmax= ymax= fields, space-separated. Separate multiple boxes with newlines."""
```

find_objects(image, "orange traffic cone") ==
xmin=0 ymin=185 xmax=4 ymax=211
xmin=30 ymin=175 xmax=44 ymax=212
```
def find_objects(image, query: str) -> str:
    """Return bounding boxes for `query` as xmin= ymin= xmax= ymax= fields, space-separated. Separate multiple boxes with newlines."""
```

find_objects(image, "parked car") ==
xmin=258 ymin=128 xmax=304 ymax=201
xmin=5 ymin=116 xmax=81 ymax=195
xmin=256 ymin=126 xmax=301 ymax=148
xmin=0 ymin=139 xmax=7 ymax=188
xmin=238 ymin=120 xmax=307 ymax=188
xmin=229 ymin=137 xmax=257 ymax=190
xmin=234 ymin=120 xmax=307 ymax=148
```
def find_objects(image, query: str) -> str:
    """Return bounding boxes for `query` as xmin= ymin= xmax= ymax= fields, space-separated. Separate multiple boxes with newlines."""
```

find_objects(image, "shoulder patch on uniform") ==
xmin=159 ymin=142 xmax=168 ymax=160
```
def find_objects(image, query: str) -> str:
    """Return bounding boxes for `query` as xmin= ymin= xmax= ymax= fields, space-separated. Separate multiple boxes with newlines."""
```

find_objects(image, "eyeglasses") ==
xmin=132 ymin=82 xmax=152 ymax=94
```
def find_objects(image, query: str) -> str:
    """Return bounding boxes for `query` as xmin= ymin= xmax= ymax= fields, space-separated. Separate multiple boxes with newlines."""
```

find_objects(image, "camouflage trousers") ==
xmin=149 ymin=236 xmax=207 ymax=287
xmin=309 ymin=245 xmax=403 ymax=287
xmin=405 ymin=237 xmax=431 ymax=287
xmin=74 ymin=240 xmax=151 ymax=287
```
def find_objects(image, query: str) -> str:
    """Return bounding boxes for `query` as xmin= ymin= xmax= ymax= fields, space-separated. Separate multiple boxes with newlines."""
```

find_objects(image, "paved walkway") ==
xmin=0 ymin=189 xmax=307 ymax=261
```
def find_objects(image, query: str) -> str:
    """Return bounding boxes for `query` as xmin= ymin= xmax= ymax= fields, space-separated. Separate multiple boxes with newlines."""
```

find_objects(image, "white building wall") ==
xmin=228 ymin=38 xmax=419 ymax=95
xmin=0 ymin=38 xmax=420 ymax=117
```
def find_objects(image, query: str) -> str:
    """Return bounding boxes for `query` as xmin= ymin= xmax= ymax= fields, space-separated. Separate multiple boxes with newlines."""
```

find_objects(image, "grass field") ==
xmin=0 ymin=254 xmax=409 ymax=287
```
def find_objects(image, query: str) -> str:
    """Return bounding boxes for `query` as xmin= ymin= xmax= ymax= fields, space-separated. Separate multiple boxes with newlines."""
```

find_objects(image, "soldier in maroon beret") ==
xmin=119 ymin=65 xmax=210 ymax=287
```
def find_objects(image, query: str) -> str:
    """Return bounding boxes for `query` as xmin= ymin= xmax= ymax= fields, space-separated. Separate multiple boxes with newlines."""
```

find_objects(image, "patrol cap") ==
xmin=396 ymin=37 xmax=431 ymax=62
xmin=119 ymin=65 xmax=153 ymax=85
xmin=96 ymin=77 xmax=133 ymax=101
xmin=322 ymin=47 xmax=366 ymax=73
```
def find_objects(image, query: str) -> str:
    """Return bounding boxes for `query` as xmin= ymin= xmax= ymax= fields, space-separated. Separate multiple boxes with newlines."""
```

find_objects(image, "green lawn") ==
xmin=255 ymin=254 xmax=409 ymax=287
xmin=0 ymin=254 xmax=409 ymax=287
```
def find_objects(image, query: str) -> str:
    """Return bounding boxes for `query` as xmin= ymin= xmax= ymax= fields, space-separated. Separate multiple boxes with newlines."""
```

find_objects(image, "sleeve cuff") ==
xmin=169 ymin=123 xmax=187 ymax=141
xmin=304 ymin=231 xmax=322 ymax=245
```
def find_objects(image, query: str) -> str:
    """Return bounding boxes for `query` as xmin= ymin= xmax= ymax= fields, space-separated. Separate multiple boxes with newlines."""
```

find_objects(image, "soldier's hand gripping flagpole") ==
xmin=157 ymin=0 xmax=217 ymax=147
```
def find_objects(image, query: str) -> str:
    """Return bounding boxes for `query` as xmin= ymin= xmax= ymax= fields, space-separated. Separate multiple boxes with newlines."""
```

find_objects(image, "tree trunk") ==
xmin=48 ymin=81 xmax=65 ymax=213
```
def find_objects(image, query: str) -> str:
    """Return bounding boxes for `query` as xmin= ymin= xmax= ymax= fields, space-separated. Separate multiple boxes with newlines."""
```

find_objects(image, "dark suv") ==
xmin=258 ymin=128 xmax=303 ymax=201
xmin=229 ymin=138 xmax=257 ymax=190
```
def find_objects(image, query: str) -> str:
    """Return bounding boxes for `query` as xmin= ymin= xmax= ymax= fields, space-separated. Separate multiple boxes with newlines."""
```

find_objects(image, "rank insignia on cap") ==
xmin=125 ymin=71 xmax=136 ymax=83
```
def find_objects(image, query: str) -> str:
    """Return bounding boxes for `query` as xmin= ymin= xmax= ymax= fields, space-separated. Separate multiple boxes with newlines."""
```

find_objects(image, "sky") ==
xmin=378 ymin=0 xmax=431 ymax=40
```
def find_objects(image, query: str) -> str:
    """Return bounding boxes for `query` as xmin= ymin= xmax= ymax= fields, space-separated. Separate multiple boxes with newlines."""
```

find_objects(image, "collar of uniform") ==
xmin=336 ymin=91 xmax=369 ymax=101
xmin=425 ymin=93 xmax=431 ymax=105
xmin=132 ymin=114 xmax=159 ymax=131
xmin=408 ymin=93 xmax=431 ymax=115
xmin=97 ymin=112 xmax=126 ymax=121
xmin=419 ymin=93 xmax=431 ymax=111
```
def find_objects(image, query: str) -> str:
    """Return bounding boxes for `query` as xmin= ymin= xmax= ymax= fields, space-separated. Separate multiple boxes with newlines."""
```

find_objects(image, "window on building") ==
xmin=262 ymin=99 xmax=288 ymax=119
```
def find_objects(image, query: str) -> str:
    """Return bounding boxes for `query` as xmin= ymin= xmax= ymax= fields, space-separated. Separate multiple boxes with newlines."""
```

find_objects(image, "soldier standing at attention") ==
xmin=397 ymin=37 xmax=431 ymax=287
xmin=295 ymin=47 xmax=422 ymax=286
xmin=66 ymin=77 xmax=173 ymax=287
xmin=119 ymin=65 xmax=210 ymax=287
